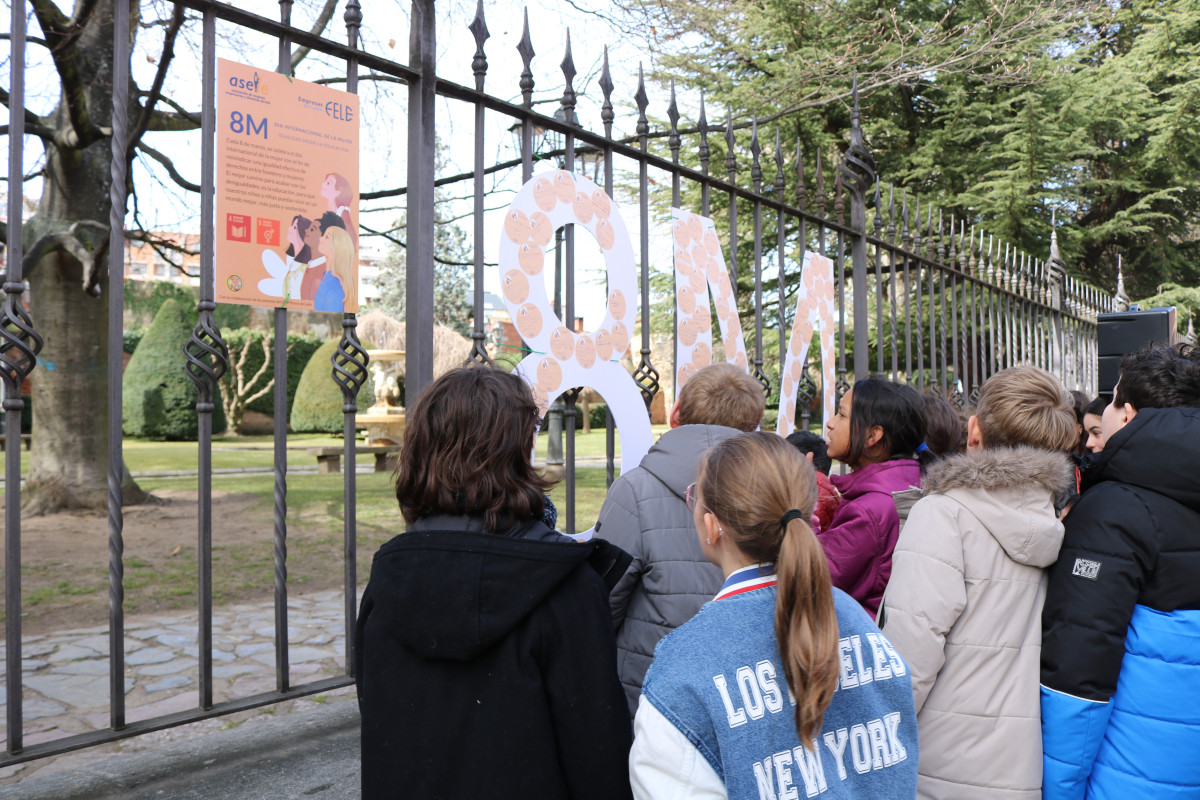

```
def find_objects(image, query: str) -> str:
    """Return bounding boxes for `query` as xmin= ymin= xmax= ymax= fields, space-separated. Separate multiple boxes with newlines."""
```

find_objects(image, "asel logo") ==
xmin=229 ymin=72 xmax=268 ymax=96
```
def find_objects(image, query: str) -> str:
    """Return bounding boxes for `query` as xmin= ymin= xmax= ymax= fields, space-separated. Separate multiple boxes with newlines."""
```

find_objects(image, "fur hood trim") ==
xmin=924 ymin=446 xmax=1075 ymax=496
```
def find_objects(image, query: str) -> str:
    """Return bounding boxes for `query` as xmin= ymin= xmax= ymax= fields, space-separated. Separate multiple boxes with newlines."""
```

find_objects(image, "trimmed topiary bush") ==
xmin=123 ymin=299 xmax=227 ymax=439
xmin=289 ymin=339 xmax=374 ymax=433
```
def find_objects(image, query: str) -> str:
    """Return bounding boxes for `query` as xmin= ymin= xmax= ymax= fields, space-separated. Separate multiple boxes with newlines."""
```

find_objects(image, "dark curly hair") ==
xmin=1115 ymin=342 xmax=1200 ymax=411
xmin=395 ymin=366 xmax=551 ymax=532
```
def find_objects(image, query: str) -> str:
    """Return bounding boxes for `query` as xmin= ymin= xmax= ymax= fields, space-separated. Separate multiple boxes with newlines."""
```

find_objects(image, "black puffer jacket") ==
xmin=356 ymin=520 xmax=633 ymax=800
xmin=1041 ymin=406 xmax=1200 ymax=799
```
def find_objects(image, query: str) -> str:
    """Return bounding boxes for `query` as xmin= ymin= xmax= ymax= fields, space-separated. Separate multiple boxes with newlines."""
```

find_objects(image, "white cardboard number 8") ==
xmin=497 ymin=170 xmax=653 ymax=474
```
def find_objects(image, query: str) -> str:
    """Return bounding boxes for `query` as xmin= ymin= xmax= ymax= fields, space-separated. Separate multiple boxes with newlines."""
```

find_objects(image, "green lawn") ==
xmin=10 ymin=426 xmax=671 ymax=475
xmin=136 ymin=466 xmax=615 ymax=537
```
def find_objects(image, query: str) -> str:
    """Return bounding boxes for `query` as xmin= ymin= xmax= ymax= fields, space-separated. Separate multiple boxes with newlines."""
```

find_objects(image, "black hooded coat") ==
xmin=355 ymin=519 xmax=634 ymax=800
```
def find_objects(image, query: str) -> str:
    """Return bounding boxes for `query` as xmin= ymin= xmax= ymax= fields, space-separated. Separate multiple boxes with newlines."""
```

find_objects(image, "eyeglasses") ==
xmin=685 ymin=482 xmax=699 ymax=510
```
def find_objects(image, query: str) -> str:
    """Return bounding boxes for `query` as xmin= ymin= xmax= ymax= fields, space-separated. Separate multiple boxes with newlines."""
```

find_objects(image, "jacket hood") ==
xmin=638 ymin=424 xmax=745 ymax=499
xmin=1086 ymin=406 xmax=1200 ymax=512
xmin=831 ymin=458 xmax=921 ymax=501
xmin=924 ymin=446 xmax=1073 ymax=567
xmin=366 ymin=530 xmax=593 ymax=661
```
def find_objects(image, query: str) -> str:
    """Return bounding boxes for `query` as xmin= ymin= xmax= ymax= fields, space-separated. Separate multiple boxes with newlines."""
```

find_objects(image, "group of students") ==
xmin=354 ymin=342 xmax=1200 ymax=800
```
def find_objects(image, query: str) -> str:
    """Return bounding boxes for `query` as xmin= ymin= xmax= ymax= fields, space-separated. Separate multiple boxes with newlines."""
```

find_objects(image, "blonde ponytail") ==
xmin=697 ymin=432 xmax=840 ymax=746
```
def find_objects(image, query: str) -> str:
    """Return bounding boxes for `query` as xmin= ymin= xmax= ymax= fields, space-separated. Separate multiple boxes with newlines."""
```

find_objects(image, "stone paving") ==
xmin=0 ymin=589 xmax=356 ymax=785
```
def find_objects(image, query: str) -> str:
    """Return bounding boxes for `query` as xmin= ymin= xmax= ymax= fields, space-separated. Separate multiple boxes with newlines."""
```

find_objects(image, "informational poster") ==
xmin=215 ymin=58 xmax=360 ymax=312
xmin=776 ymin=251 xmax=837 ymax=437
xmin=670 ymin=209 xmax=749 ymax=395
xmin=498 ymin=169 xmax=653 ymax=475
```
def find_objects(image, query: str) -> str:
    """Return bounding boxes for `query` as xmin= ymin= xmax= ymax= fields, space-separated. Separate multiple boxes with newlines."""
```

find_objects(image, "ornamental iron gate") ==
xmin=0 ymin=0 xmax=1111 ymax=765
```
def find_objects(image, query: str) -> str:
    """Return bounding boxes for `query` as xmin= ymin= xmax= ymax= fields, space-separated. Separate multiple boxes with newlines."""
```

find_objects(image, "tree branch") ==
xmin=0 ymin=122 xmax=58 ymax=142
xmin=124 ymin=229 xmax=199 ymax=258
xmin=141 ymin=107 xmax=202 ymax=133
xmin=240 ymin=335 xmax=278 ymax=407
xmin=29 ymin=0 xmax=105 ymax=148
xmin=360 ymin=223 xmax=497 ymax=268
xmin=26 ymin=0 xmax=68 ymax=35
xmin=136 ymin=92 xmax=201 ymax=129
xmin=0 ymin=164 xmax=47 ymax=182
xmin=0 ymin=33 xmax=51 ymax=48
xmin=22 ymin=220 xmax=109 ymax=295
xmin=124 ymin=229 xmax=200 ymax=279
xmin=67 ymin=0 xmax=104 ymax=33
xmin=290 ymin=0 xmax=341 ymax=72
xmin=0 ymin=87 xmax=55 ymax=141
xmin=135 ymin=142 xmax=201 ymax=192
xmin=129 ymin=4 xmax=186 ymax=152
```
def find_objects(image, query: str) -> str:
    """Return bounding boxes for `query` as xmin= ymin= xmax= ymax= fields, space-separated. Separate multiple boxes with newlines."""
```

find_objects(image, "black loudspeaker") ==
xmin=1096 ymin=308 xmax=1177 ymax=399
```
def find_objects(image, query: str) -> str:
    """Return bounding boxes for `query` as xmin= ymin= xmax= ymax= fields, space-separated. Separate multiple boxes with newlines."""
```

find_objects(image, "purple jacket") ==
xmin=820 ymin=459 xmax=921 ymax=619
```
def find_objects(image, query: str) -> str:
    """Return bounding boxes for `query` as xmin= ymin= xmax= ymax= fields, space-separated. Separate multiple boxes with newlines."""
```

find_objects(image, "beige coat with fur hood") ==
xmin=881 ymin=447 xmax=1074 ymax=800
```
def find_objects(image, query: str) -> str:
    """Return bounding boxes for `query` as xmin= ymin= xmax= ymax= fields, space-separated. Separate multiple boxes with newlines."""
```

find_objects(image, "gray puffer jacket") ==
xmin=593 ymin=424 xmax=740 ymax=716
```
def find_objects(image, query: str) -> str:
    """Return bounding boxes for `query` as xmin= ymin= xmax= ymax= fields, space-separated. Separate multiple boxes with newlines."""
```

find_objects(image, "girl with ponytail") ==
xmin=629 ymin=432 xmax=918 ymax=800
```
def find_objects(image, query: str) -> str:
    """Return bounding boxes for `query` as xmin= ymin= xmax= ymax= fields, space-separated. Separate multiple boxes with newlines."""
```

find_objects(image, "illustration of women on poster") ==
xmin=321 ymin=172 xmax=356 ymax=247
xmin=314 ymin=225 xmax=357 ymax=313
xmin=258 ymin=214 xmax=324 ymax=303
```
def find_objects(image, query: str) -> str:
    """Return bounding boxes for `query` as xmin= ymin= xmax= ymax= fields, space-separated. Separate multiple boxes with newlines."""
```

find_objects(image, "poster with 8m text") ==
xmin=215 ymin=58 xmax=360 ymax=313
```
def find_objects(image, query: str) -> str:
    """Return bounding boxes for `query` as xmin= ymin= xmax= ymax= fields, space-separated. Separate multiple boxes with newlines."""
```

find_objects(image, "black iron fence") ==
xmin=0 ymin=0 xmax=1111 ymax=765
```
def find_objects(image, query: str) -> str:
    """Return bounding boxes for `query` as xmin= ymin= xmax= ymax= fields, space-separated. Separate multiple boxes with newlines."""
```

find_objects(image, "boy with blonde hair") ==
xmin=594 ymin=362 xmax=764 ymax=715
xmin=881 ymin=365 xmax=1077 ymax=799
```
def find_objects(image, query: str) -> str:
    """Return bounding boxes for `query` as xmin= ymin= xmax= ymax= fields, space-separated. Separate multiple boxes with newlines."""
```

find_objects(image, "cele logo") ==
xmin=325 ymin=101 xmax=354 ymax=123
xmin=229 ymin=72 xmax=267 ymax=96
xmin=1072 ymin=558 xmax=1102 ymax=581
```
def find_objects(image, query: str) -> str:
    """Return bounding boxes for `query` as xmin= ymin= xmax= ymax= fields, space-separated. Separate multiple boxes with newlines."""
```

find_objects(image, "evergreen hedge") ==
xmin=123 ymin=328 xmax=146 ymax=354
xmin=123 ymin=299 xmax=226 ymax=439
xmin=289 ymin=339 xmax=374 ymax=433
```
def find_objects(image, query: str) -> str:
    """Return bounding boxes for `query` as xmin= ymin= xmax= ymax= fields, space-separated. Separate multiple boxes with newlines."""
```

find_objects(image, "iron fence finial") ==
xmin=1115 ymin=256 xmax=1129 ymax=312
xmin=873 ymin=181 xmax=883 ymax=237
xmin=561 ymin=29 xmax=576 ymax=117
xmin=667 ymin=80 xmax=680 ymax=160
xmin=774 ymin=127 xmax=784 ymax=195
xmin=840 ymin=71 xmax=876 ymax=210
xmin=469 ymin=0 xmax=489 ymax=89
xmin=343 ymin=0 xmax=362 ymax=33
xmin=698 ymin=92 xmax=710 ymax=175
xmin=518 ymin=8 xmax=534 ymax=108
xmin=937 ymin=210 xmax=946 ymax=263
xmin=725 ymin=107 xmax=736 ymax=181
xmin=795 ymin=139 xmax=806 ymax=210
xmin=599 ymin=45 xmax=614 ymax=135
xmin=634 ymin=63 xmax=649 ymax=137
xmin=750 ymin=118 xmax=762 ymax=192
xmin=815 ymin=148 xmax=825 ymax=218
xmin=887 ymin=184 xmax=896 ymax=242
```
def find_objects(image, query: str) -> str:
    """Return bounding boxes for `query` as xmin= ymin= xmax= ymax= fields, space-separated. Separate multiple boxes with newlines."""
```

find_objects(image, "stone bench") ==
xmin=307 ymin=444 xmax=402 ymax=474
xmin=0 ymin=434 xmax=32 ymax=451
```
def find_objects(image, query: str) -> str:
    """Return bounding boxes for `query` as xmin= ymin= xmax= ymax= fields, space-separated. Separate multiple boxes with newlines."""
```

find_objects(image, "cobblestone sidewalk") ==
xmin=0 ymin=589 xmax=356 ymax=785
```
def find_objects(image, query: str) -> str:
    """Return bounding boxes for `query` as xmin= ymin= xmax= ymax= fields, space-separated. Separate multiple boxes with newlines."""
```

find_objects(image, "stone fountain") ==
xmin=357 ymin=349 xmax=406 ymax=445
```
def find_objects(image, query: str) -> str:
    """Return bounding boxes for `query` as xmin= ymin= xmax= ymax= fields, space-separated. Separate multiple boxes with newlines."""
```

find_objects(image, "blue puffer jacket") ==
xmin=1041 ymin=407 xmax=1200 ymax=800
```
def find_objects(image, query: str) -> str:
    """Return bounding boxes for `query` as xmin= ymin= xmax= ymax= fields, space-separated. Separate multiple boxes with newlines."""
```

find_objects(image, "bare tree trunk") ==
xmin=22 ymin=0 xmax=147 ymax=515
